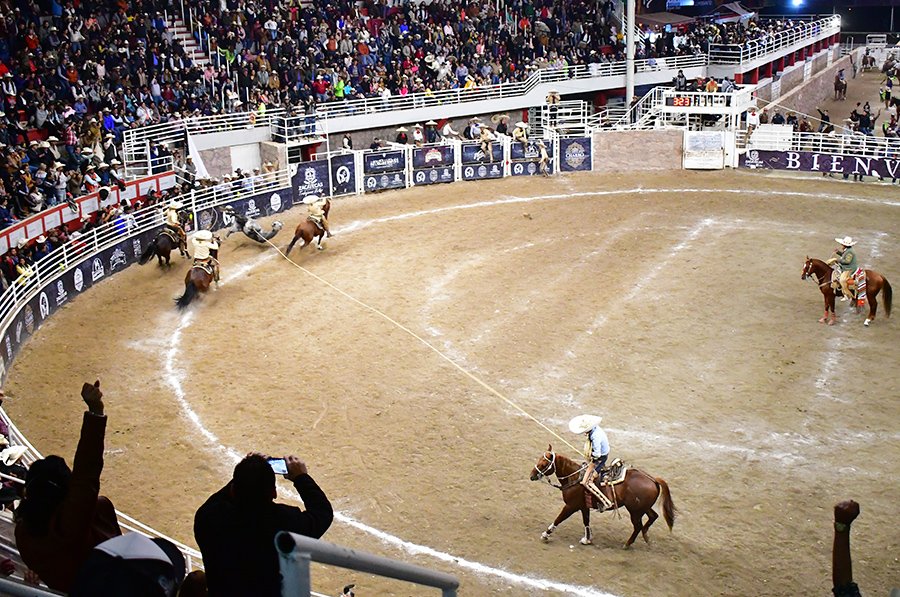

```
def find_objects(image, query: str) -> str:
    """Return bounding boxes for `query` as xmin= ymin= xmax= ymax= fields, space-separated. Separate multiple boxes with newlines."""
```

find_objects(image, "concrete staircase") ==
xmin=166 ymin=16 xmax=210 ymax=67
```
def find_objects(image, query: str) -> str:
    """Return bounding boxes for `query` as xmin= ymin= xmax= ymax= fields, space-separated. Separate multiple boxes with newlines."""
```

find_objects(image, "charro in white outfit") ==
xmin=164 ymin=201 xmax=189 ymax=257
xmin=191 ymin=230 xmax=220 ymax=282
xmin=304 ymin=195 xmax=332 ymax=237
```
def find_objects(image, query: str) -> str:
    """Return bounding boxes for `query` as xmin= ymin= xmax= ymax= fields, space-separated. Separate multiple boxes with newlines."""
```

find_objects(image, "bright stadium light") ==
xmin=791 ymin=0 xmax=803 ymax=6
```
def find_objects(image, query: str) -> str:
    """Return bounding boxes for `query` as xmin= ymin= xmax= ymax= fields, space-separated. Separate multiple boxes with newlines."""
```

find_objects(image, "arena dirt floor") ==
xmin=5 ymin=170 xmax=899 ymax=596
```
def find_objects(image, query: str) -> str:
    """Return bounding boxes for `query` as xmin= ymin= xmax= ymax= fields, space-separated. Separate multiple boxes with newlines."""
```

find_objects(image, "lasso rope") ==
xmin=258 ymin=234 xmax=581 ymax=454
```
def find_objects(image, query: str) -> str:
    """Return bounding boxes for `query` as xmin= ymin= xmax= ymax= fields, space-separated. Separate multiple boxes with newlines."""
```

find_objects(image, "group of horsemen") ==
xmin=161 ymin=193 xmax=332 ymax=283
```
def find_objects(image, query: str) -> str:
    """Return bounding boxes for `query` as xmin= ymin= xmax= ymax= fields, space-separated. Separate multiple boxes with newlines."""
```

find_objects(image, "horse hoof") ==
xmin=864 ymin=319 xmax=871 ymax=327
xmin=579 ymin=538 xmax=592 ymax=546
xmin=818 ymin=317 xmax=826 ymax=323
xmin=622 ymin=543 xmax=632 ymax=550
xmin=541 ymin=533 xmax=550 ymax=542
xmin=827 ymin=320 xmax=835 ymax=326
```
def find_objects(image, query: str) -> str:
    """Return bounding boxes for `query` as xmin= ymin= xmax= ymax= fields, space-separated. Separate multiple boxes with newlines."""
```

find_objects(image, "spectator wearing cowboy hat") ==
xmin=513 ymin=121 xmax=529 ymax=143
xmin=425 ymin=121 xmax=439 ymax=144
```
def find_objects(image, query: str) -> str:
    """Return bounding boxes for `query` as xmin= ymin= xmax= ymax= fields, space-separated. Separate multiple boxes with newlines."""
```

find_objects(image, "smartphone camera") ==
xmin=267 ymin=458 xmax=288 ymax=475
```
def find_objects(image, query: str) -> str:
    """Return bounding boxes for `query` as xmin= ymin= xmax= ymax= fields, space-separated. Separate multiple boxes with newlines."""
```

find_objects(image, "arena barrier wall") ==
xmin=740 ymin=150 xmax=900 ymax=179
xmin=591 ymin=130 xmax=683 ymax=171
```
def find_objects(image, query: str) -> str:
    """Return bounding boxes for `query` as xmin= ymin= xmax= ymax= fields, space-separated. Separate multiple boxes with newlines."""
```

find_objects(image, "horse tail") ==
xmin=655 ymin=477 xmax=676 ymax=531
xmin=883 ymin=277 xmax=892 ymax=318
xmin=138 ymin=238 xmax=158 ymax=265
xmin=175 ymin=279 xmax=198 ymax=310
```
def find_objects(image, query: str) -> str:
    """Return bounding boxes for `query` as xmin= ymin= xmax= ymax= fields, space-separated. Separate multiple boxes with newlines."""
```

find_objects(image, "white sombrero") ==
xmin=194 ymin=229 xmax=213 ymax=241
xmin=302 ymin=194 xmax=320 ymax=205
xmin=0 ymin=445 xmax=27 ymax=466
xmin=167 ymin=201 xmax=183 ymax=210
xmin=568 ymin=415 xmax=602 ymax=434
xmin=515 ymin=121 xmax=528 ymax=128
xmin=834 ymin=236 xmax=857 ymax=246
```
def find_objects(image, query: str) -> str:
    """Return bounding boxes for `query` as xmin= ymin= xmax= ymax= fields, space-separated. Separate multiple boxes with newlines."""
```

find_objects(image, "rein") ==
xmin=534 ymin=452 xmax=587 ymax=490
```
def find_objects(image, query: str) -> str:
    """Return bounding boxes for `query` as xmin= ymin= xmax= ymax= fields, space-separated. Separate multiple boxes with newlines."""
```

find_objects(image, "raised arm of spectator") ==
xmin=282 ymin=455 xmax=334 ymax=539
xmin=56 ymin=381 xmax=108 ymax=536
xmin=832 ymin=499 xmax=861 ymax=597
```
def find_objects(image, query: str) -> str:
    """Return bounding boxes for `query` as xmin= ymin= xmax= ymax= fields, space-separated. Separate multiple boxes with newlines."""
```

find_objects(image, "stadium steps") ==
xmin=167 ymin=17 xmax=210 ymax=67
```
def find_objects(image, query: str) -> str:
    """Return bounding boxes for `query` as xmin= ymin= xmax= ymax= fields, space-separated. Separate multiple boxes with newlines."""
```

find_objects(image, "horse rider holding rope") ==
xmin=569 ymin=415 xmax=613 ymax=510
xmin=827 ymin=236 xmax=859 ymax=302
xmin=164 ymin=200 xmax=190 ymax=258
xmin=191 ymin=230 xmax=220 ymax=284
xmin=304 ymin=195 xmax=333 ymax=238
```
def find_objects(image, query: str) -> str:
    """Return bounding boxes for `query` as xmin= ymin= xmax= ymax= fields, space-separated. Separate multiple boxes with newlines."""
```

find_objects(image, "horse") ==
xmin=834 ymin=75 xmax=847 ymax=101
xmin=175 ymin=247 xmax=218 ymax=310
xmin=285 ymin=200 xmax=330 ymax=256
xmin=802 ymin=257 xmax=892 ymax=326
xmin=530 ymin=446 xmax=675 ymax=548
xmin=138 ymin=212 xmax=191 ymax=267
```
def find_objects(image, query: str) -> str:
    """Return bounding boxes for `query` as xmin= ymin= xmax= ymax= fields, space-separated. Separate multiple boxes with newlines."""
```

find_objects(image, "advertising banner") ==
xmin=510 ymin=141 xmax=544 ymax=161
xmin=364 ymin=150 xmax=405 ymax=174
xmin=195 ymin=186 xmax=292 ymax=233
xmin=683 ymin=131 xmax=725 ymax=170
xmin=510 ymin=160 xmax=554 ymax=176
xmin=461 ymin=162 xmax=504 ymax=181
xmin=461 ymin=143 xmax=503 ymax=164
xmin=364 ymin=171 xmax=407 ymax=192
xmin=412 ymin=145 xmax=454 ymax=169
xmin=558 ymin=137 xmax=592 ymax=172
xmin=292 ymin=160 xmax=331 ymax=205
xmin=412 ymin=167 xmax=455 ymax=186
xmin=330 ymin=154 xmax=356 ymax=196
xmin=740 ymin=150 xmax=900 ymax=179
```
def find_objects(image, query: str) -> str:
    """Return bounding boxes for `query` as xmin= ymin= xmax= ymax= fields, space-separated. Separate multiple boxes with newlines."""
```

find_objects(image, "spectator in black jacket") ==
xmin=194 ymin=453 xmax=333 ymax=597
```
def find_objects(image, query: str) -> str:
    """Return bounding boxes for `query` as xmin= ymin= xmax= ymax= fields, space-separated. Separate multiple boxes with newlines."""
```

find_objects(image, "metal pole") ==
xmin=625 ymin=0 xmax=636 ymax=107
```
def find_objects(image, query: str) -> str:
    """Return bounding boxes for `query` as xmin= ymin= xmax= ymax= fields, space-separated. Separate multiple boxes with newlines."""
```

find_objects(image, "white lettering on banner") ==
xmin=564 ymin=141 xmax=587 ymax=169
xmin=92 ymin=257 xmax=105 ymax=282
xmin=296 ymin=167 xmax=325 ymax=199
xmin=335 ymin=166 xmax=351 ymax=184
xmin=222 ymin=210 xmax=234 ymax=227
xmin=4 ymin=336 xmax=10 ymax=359
xmin=55 ymin=280 xmax=67 ymax=306
xmin=132 ymin=239 xmax=142 ymax=259
xmin=853 ymin=157 xmax=871 ymax=175
xmin=246 ymin=199 xmax=260 ymax=218
xmin=74 ymin=268 xmax=84 ymax=291
xmin=424 ymin=148 xmax=444 ymax=164
xmin=39 ymin=292 xmax=51 ymax=319
xmin=830 ymin=155 xmax=842 ymax=172
xmin=884 ymin=160 xmax=900 ymax=178
xmin=785 ymin=152 xmax=800 ymax=169
xmin=15 ymin=321 xmax=22 ymax=343
xmin=810 ymin=154 xmax=821 ymax=171
xmin=464 ymin=166 xmax=474 ymax=178
xmin=513 ymin=163 xmax=524 ymax=175
xmin=743 ymin=150 xmax=765 ymax=169
xmin=415 ymin=171 xmax=425 ymax=183
xmin=109 ymin=248 xmax=127 ymax=272
xmin=369 ymin=157 xmax=401 ymax=169
xmin=366 ymin=177 xmax=376 ymax=189
xmin=24 ymin=305 xmax=34 ymax=333
xmin=270 ymin=193 xmax=282 ymax=211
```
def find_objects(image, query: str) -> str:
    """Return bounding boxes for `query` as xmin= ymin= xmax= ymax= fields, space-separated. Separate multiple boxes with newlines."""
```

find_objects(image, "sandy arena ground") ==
xmin=4 ymin=170 xmax=899 ymax=596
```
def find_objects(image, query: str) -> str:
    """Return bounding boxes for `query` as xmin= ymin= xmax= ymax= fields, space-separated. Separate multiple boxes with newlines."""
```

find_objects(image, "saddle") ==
xmin=307 ymin=216 xmax=324 ymax=231
xmin=191 ymin=260 xmax=215 ymax=276
xmin=597 ymin=458 xmax=628 ymax=487
xmin=159 ymin=229 xmax=179 ymax=244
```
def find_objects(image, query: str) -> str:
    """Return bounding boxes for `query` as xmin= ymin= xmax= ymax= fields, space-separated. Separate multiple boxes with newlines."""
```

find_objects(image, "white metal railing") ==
xmin=865 ymin=34 xmax=887 ymax=49
xmin=738 ymin=128 xmax=900 ymax=158
xmin=314 ymin=55 xmax=710 ymax=120
xmin=708 ymin=15 xmax=840 ymax=67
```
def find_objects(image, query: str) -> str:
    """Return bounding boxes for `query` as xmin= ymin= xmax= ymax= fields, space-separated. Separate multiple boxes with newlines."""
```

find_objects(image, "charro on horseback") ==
xmin=304 ymin=195 xmax=333 ymax=238
xmin=191 ymin=230 xmax=220 ymax=284
xmin=164 ymin=200 xmax=190 ymax=258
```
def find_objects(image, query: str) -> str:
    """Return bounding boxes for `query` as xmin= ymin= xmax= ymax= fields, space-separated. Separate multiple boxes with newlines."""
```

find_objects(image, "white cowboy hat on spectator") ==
xmin=85 ymin=165 xmax=95 ymax=171
xmin=167 ymin=201 xmax=183 ymax=210
xmin=39 ymin=141 xmax=50 ymax=148
xmin=98 ymin=162 xmax=109 ymax=168
xmin=491 ymin=114 xmax=509 ymax=123
xmin=834 ymin=236 xmax=857 ymax=246
xmin=425 ymin=120 xmax=438 ymax=125
xmin=16 ymin=238 xmax=27 ymax=249
xmin=54 ymin=162 xmax=65 ymax=169
xmin=29 ymin=140 xmax=38 ymax=146
xmin=568 ymin=415 xmax=602 ymax=434
xmin=515 ymin=121 xmax=528 ymax=128
xmin=0 ymin=445 xmax=27 ymax=466
xmin=414 ymin=123 xmax=422 ymax=128
xmin=81 ymin=148 xmax=94 ymax=155
xmin=36 ymin=235 xmax=46 ymax=243
xmin=80 ymin=216 xmax=91 ymax=223
xmin=396 ymin=126 xmax=408 ymax=132
xmin=110 ymin=159 xmax=121 ymax=165
xmin=233 ymin=100 xmax=243 ymax=107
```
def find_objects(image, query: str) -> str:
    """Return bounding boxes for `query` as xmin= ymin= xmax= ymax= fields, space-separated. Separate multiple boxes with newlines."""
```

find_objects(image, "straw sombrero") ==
xmin=491 ymin=113 xmax=509 ymax=124
xmin=568 ymin=415 xmax=602 ymax=434
xmin=167 ymin=201 xmax=184 ymax=210
xmin=834 ymin=236 xmax=857 ymax=246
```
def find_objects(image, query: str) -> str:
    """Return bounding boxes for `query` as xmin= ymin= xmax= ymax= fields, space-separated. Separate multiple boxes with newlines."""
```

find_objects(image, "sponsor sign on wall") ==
xmin=558 ymin=138 xmax=592 ymax=172
xmin=683 ymin=131 xmax=725 ymax=170
xmin=330 ymin=154 xmax=357 ymax=196
xmin=195 ymin=186 xmax=293 ymax=233
xmin=461 ymin=143 xmax=503 ymax=164
xmin=510 ymin=142 xmax=544 ymax=161
xmin=740 ymin=150 xmax=900 ymax=179
xmin=364 ymin=150 xmax=405 ymax=174
xmin=413 ymin=167 xmax=455 ymax=186
xmin=292 ymin=160 xmax=331 ymax=205
xmin=364 ymin=171 xmax=407 ymax=192
xmin=412 ymin=145 xmax=454 ymax=169
xmin=461 ymin=163 xmax=503 ymax=181
xmin=510 ymin=161 xmax=553 ymax=176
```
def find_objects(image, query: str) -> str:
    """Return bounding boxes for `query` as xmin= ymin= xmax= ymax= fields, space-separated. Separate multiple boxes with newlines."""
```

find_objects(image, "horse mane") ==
xmin=552 ymin=452 xmax=583 ymax=476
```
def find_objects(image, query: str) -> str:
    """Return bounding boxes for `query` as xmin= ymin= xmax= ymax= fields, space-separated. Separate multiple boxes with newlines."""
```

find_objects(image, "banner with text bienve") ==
xmin=741 ymin=150 xmax=900 ymax=179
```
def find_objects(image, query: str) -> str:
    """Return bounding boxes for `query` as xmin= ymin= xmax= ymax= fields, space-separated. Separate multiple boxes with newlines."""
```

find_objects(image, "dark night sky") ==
xmin=758 ymin=2 xmax=898 ymax=33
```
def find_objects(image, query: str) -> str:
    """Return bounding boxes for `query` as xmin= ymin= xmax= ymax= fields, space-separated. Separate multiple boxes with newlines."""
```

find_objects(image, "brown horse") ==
xmin=175 ymin=247 xmax=219 ymax=310
xmin=802 ymin=257 xmax=892 ymax=326
xmin=285 ymin=200 xmax=331 ymax=256
xmin=834 ymin=75 xmax=847 ymax=100
xmin=530 ymin=446 xmax=675 ymax=548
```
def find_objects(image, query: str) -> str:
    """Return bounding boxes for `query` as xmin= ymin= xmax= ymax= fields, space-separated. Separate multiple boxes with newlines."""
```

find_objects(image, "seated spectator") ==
xmin=14 ymin=380 xmax=122 ymax=592
xmin=194 ymin=453 xmax=333 ymax=597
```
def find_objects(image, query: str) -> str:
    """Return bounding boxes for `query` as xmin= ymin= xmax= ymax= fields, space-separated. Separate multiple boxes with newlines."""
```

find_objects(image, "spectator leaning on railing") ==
xmin=14 ymin=380 xmax=122 ymax=593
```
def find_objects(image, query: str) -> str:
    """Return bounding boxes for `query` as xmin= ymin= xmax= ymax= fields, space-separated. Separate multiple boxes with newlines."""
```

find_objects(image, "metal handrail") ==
xmin=709 ymin=15 xmax=840 ymax=66
xmin=277 ymin=532 xmax=459 ymax=597
xmin=739 ymin=128 xmax=900 ymax=157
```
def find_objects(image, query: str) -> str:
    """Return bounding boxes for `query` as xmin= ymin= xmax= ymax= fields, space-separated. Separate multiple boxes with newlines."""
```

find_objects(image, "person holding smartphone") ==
xmin=194 ymin=453 xmax=333 ymax=597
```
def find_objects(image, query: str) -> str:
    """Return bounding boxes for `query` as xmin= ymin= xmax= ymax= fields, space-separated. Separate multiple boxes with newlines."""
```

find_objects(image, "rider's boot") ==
xmin=324 ymin=219 xmax=333 ymax=238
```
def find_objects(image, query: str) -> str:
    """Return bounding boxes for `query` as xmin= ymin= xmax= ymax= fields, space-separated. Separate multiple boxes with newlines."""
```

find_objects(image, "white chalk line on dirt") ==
xmin=162 ymin=186 xmax=893 ymax=591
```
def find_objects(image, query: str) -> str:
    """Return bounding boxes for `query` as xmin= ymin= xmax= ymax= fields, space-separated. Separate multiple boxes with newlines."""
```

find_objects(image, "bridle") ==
xmin=803 ymin=260 xmax=832 ymax=289
xmin=533 ymin=451 xmax=588 ymax=490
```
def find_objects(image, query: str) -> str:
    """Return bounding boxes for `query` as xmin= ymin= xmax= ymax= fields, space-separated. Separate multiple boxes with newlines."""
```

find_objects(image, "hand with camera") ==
xmin=284 ymin=455 xmax=308 ymax=481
